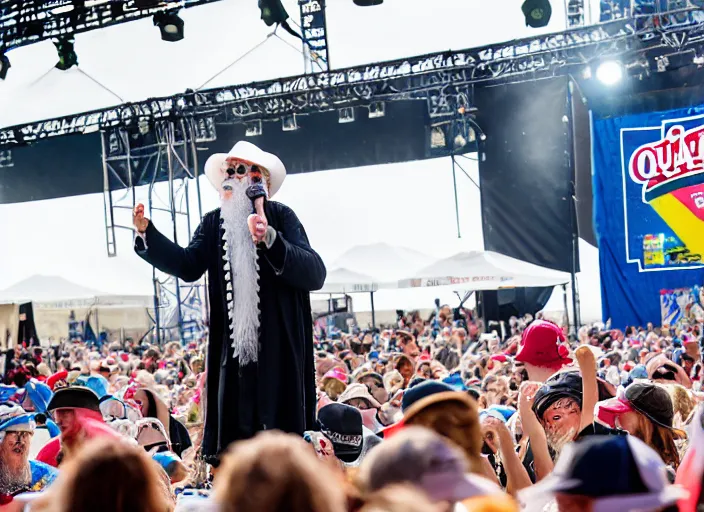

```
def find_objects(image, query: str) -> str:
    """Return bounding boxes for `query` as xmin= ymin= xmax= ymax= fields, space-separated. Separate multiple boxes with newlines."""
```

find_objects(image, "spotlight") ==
xmin=54 ymin=38 xmax=78 ymax=70
xmin=138 ymin=118 xmax=150 ymax=135
xmin=0 ymin=52 xmax=10 ymax=80
xmin=245 ymin=120 xmax=263 ymax=137
xmin=596 ymin=60 xmax=623 ymax=85
xmin=453 ymin=133 xmax=467 ymax=150
xmin=521 ymin=0 xmax=552 ymax=28
xmin=430 ymin=125 xmax=447 ymax=149
xmin=258 ymin=0 xmax=289 ymax=26
xmin=468 ymin=119 xmax=487 ymax=142
xmin=154 ymin=11 xmax=184 ymax=42
xmin=338 ymin=107 xmax=355 ymax=124
xmin=354 ymin=0 xmax=383 ymax=5
xmin=369 ymin=101 xmax=385 ymax=119
xmin=282 ymin=115 xmax=298 ymax=132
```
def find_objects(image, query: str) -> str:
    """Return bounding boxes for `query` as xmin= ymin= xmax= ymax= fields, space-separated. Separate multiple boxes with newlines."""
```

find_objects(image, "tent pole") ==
xmin=370 ymin=292 xmax=376 ymax=330
xmin=451 ymin=156 xmax=461 ymax=239
xmin=562 ymin=284 xmax=570 ymax=332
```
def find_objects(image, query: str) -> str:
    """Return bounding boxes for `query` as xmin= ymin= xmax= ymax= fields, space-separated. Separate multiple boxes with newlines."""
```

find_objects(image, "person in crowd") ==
xmin=0 ymin=403 xmax=57 ymax=503
xmin=356 ymin=485 xmax=440 ymax=512
xmin=396 ymin=381 xmax=489 ymax=479
xmin=513 ymin=320 xmax=573 ymax=383
xmin=316 ymin=402 xmax=381 ymax=468
xmin=358 ymin=426 xmax=505 ymax=510
xmin=126 ymin=374 xmax=192 ymax=457
xmin=212 ymin=431 xmax=347 ymax=512
xmin=596 ymin=381 xmax=685 ymax=470
xmin=37 ymin=386 xmax=121 ymax=467
xmin=518 ymin=435 xmax=687 ymax=512
xmin=34 ymin=438 xmax=171 ymax=512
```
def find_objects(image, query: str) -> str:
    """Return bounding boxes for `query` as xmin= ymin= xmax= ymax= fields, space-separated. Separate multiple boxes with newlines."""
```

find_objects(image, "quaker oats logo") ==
xmin=620 ymin=113 xmax=704 ymax=272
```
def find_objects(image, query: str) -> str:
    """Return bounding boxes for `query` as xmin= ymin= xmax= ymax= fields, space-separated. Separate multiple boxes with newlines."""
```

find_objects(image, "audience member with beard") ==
xmin=518 ymin=370 xmax=622 ymax=483
xmin=0 ymin=403 xmax=57 ymax=504
xmin=36 ymin=387 xmax=121 ymax=467
xmin=133 ymin=141 xmax=325 ymax=465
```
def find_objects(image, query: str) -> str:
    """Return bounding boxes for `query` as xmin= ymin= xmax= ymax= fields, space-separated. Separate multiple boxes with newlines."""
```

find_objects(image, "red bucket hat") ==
xmin=515 ymin=320 xmax=572 ymax=370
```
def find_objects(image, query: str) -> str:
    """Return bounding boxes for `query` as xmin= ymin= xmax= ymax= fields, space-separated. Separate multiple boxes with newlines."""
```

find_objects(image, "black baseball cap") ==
xmin=317 ymin=403 xmax=363 ymax=463
xmin=518 ymin=435 xmax=686 ymax=510
xmin=532 ymin=370 xmax=615 ymax=420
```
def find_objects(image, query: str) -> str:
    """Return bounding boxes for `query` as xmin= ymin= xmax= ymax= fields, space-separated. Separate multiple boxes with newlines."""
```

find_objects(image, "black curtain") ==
xmin=479 ymin=288 xmax=554 ymax=328
xmin=475 ymin=77 xmax=579 ymax=273
xmin=18 ymin=303 xmax=39 ymax=346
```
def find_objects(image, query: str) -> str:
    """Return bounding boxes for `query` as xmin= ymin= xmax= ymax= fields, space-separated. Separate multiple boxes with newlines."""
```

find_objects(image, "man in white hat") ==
xmin=133 ymin=141 xmax=326 ymax=464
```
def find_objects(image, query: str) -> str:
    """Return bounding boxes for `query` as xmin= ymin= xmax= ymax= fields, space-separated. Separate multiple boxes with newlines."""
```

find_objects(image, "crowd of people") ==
xmin=0 ymin=305 xmax=703 ymax=512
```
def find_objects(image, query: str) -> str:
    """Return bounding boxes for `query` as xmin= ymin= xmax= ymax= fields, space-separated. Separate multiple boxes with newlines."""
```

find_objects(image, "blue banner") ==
xmin=593 ymin=106 xmax=704 ymax=328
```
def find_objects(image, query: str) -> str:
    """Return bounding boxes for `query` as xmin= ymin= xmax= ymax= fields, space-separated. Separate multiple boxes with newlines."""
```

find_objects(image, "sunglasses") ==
xmin=226 ymin=161 xmax=266 ymax=182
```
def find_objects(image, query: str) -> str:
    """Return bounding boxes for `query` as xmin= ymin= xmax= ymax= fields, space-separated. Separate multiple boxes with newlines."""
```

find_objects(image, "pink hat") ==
xmin=515 ymin=320 xmax=572 ymax=370
xmin=322 ymin=367 xmax=347 ymax=385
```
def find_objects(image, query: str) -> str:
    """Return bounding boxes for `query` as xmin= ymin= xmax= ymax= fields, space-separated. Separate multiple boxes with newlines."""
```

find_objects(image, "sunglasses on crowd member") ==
xmin=4 ymin=431 xmax=32 ymax=441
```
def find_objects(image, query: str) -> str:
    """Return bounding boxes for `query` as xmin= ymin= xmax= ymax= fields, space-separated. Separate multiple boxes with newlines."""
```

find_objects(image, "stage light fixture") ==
xmin=596 ymin=60 xmax=623 ymax=85
xmin=521 ymin=0 xmax=552 ymax=28
xmin=245 ymin=120 xmax=263 ymax=137
xmin=430 ymin=125 xmax=447 ymax=149
xmin=54 ymin=38 xmax=78 ymax=70
xmin=453 ymin=133 xmax=467 ymax=149
xmin=135 ymin=0 xmax=161 ymax=7
xmin=369 ymin=101 xmax=385 ymax=118
xmin=0 ymin=53 xmax=10 ymax=80
xmin=259 ymin=0 xmax=289 ymax=26
xmin=354 ymin=0 xmax=383 ymax=5
xmin=338 ymin=107 xmax=355 ymax=124
xmin=138 ymin=118 xmax=150 ymax=135
xmin=282 ymin=115 xmax=298 ymax=132
xmin=154 ymin=11 xmax=184 ymax=42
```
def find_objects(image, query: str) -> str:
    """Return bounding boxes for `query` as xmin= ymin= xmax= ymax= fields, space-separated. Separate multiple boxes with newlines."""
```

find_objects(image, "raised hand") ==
xmin=247 ymin=213 xmax=268 ymax=244
xmin=133 ymin=203 xmax=149 ymax=233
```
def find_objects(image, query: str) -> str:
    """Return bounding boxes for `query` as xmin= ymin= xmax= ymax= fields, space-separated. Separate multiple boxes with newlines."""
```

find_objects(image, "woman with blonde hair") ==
xmin=213 ymin=431 xmax=347 ymax=512
xmin=34 ymin=438 xmax=171 ymax=512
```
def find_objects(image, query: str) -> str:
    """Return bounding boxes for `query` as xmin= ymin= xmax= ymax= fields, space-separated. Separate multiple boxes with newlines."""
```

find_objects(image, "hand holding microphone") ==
xmin=246 ymin=180 xmax=268 ymax=244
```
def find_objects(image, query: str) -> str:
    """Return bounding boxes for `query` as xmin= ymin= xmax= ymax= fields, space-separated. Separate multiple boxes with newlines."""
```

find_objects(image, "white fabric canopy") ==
xmin=318 ymin=268 xmax=381 ymax=294
xmin=332 ymin=243 xmax=435 ymax=282
xmin=394 ymin=251 xmax=570 ymax=290
xmin=0 ymin=275 xmax=152 ymax=308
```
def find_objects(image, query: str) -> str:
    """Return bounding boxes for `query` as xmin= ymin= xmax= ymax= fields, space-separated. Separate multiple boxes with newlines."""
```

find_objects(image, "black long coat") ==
xmin=134 ymin=201 xmax=326 ymax=460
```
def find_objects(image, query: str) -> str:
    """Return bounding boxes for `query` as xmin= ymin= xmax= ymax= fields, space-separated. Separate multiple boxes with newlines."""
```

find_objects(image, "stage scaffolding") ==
xmin=100 ymin=116 xmax=215 ymax=344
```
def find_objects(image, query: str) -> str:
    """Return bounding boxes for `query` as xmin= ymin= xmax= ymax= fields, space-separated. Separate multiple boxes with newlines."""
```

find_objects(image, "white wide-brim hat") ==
xmin=204 ymin=141 xmax=286 ymax=197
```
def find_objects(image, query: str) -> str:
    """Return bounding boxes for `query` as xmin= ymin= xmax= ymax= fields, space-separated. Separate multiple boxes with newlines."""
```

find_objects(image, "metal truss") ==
xmin=2 ymin=5 xmax=704 ymax=148
xmin=100 ymin=116 xmax=209 ymax=343
xmin=0 ymin=0 xmax=226 ymax=51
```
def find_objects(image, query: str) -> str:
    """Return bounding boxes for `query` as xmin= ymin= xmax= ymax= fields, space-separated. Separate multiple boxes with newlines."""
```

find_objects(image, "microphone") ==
xmin=246 ymin=177 xmax=268 ymax=243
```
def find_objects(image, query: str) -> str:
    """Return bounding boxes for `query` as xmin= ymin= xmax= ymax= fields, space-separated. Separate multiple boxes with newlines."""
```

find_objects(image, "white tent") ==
xmin=394 ymin=251 xmax=571 ymax=290
xmin=318 ymin=268 xmax=381 ymax=294
xmin=0 ymin=275 xmax=152 ymax=308
xmin=332 ymin=243 xmax=435 ymax=282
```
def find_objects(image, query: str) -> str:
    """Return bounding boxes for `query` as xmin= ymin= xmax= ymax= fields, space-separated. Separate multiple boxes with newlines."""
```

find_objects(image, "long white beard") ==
xmin=0 ymin=459 xmax=30 ymax=495
xmin=221 ymin=182 xmax=261 ymax=366
xmin=546 ymin=427 xmax=577 ymax=458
